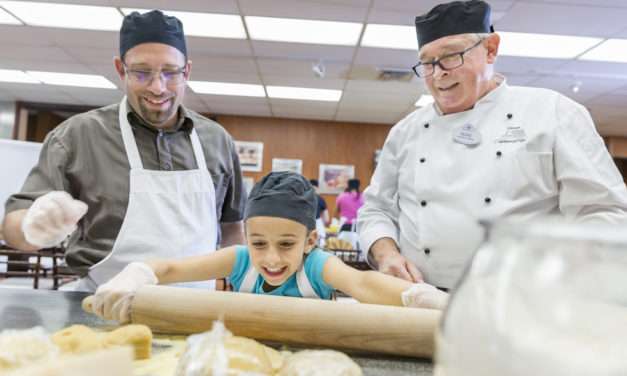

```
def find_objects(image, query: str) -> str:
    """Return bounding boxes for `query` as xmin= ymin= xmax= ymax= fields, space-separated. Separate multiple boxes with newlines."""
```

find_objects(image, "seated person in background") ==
xmin=309 ymin=179 xmax=330 ymax=227
xmin=92 ymin=172 xmax=448 ymax=323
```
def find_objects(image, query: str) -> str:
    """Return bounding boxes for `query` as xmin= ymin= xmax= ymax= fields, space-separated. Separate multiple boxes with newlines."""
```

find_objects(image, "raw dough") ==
xmin=0 ymin=327 xmax=59 ymax=372
xmin=52 ymin=324 xmax=152 ymax=360
xmin=278 ymin=350 xmax=362 ymax=376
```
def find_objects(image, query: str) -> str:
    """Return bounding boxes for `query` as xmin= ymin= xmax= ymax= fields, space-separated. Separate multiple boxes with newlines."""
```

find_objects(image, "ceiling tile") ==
xmin=238 ymin=0 xmax=368 ymax=22
xmin=251 ymin=41 xmax=355 ymax=62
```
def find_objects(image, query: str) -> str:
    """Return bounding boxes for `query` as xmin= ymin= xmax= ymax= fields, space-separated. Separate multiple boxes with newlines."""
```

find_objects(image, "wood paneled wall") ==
xmin=215 ymin=115 xmax=394 ymax=216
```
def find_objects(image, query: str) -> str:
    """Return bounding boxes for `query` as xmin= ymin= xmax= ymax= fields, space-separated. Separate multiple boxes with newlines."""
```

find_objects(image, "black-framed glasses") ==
xmin=412 ymin=38 xmax=484 ymax=78
xmin=123 ymin=63 xmax=187 ymax=86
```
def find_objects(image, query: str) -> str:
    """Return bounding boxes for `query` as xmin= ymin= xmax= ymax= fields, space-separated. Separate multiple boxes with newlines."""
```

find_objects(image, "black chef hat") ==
xmin=120 ymin=10 xmax=187 ymax=59
xmin=415 ymin=0 xmax=494 ymax=48
xmin=245 ymin=171 xmax=317 ymax=231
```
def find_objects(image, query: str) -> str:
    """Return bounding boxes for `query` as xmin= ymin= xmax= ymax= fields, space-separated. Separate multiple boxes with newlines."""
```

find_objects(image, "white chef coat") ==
xmin=358 ymin=76 xmax=627 ymax=288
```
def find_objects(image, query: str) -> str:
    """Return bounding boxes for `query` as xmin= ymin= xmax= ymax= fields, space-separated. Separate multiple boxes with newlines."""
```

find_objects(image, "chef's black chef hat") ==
xmin=120 ymin=10 xmax=187 ymax=59
xmin=245 ymin=171 xmax=317 ymax=231
xmin=415 ymin=0 xmax=494 ymax=48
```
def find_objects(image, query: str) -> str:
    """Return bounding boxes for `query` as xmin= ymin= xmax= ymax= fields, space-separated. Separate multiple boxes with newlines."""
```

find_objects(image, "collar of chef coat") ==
xmin=432 ymin=73 xmax=507 ymax=117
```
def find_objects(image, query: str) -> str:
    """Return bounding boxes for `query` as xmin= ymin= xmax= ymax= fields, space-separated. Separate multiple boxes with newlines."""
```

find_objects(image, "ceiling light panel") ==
xmin=498 ymin=31 xmax=603 ymax=59
xmin=0 ymin=69 xmax=40 ymax=84
xmin=266 ymin=86 xmax=342 ymax=101
xmin=26 ymin=71 xmax=117 ymax=89
xmin=0 ymin=1 xmax=123 ymax=31
xmin=121 ymin=8 xmax=246 ymax=39
xmin=0 ymin=6 xmax=21 ymax=24
xmin=361 ymin=24 xmax=417 ymax=50
xmin=187 ymin=81 xmax=266 ymax=97
xmin=245 ymin=16 xmax=362 ymax=46
xmin=578 ymin=39 xmax=627 ymax=63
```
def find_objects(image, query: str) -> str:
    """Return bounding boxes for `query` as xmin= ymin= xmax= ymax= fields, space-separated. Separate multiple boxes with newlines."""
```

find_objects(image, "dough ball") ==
xmin=51 ymin=325 xmax=104 ymax=354
xmin=278 ymin=350 xmax=362 ymax=376
xmin=104 ymin=324 xmax=153 ymax=360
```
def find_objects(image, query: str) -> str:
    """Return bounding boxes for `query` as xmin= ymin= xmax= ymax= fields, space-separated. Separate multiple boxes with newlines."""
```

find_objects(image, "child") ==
xmin=92 ymin=172 xmax=448 ymax=323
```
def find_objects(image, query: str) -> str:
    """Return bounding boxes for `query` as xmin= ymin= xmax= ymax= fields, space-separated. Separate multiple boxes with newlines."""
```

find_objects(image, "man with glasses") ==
xmin=358 ymin=0 xmax=627 ymax=290
xmin=2 ymin=10 xmax=246 ymax=291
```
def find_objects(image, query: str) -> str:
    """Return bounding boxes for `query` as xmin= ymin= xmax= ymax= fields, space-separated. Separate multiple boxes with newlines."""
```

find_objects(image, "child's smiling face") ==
xmin=246 ymin=216 xmax=317 ymax=288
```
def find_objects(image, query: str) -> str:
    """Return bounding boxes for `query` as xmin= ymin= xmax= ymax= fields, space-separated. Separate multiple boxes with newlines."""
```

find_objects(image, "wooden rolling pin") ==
xmin=83 ymin=285 xmax=440 ymax=358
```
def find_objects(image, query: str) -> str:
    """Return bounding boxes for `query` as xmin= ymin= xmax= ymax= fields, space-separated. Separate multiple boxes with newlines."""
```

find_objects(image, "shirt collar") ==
xmin=125 ymin=100 xmax=193 ymax=133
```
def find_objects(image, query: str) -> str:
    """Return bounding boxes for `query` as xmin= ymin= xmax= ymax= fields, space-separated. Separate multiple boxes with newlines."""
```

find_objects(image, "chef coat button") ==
xmin=424 ymin=123 xmax=430 ymax=129
xmin=507 ymin=113 xmax=513 ymax=119
xmin=424 ymin=248 xmax=431 ymax=255
xmin=496 ymin=151 xmax=502 ymax=157
xmin=420 ymin=158 xmax=426 ymax=163
xmin=162 ymin=163 xmax=172 ymax=170
xmin=484 ymin=197 xmax=492 ymax=204
xmin=420 ymin=200 xmax=427 ymax=207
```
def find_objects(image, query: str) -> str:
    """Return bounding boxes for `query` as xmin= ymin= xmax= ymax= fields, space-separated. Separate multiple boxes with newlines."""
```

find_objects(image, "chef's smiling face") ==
xmin=419 ymin=33 xmax=499 ymax=115
xmin=114 ymin=43 xmax=191 ymax=130
xmin=246 ymin=216 xmax=317 ymax=289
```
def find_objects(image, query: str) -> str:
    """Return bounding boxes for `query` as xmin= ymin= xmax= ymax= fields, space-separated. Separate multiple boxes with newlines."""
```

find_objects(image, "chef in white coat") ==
xmin=357 ymin=0 xmax=627 ymax=289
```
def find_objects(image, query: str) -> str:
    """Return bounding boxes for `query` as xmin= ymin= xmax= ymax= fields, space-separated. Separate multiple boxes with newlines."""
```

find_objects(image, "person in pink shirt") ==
xmin=335 ymin=179 xmax=364 ymax=232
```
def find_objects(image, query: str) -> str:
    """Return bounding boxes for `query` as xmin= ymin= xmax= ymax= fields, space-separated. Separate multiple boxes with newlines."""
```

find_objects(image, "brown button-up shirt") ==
xmin=5 ymin=102 xmax=246 ymax=276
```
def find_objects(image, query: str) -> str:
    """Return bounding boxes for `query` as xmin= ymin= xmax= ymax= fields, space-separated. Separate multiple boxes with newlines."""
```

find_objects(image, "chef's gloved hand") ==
xmin=401 ymin=283 xmax=449 ymax=310
xmin=22 ymin=191 xmax=88 ymax=248
xmin=92 ymin=262 xmax=158 ymax=323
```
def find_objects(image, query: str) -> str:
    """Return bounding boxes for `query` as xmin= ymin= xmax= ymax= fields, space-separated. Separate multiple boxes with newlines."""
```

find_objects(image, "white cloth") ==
xmin=358 ymin=77 xmax=627 ymax=288
xmin=92 ymin=262 xmax=158 ymax=323
xmin=22 ymin=191 xmax=87 ymax=248
xmin=72 ymin=98 xmax=219 ymax=292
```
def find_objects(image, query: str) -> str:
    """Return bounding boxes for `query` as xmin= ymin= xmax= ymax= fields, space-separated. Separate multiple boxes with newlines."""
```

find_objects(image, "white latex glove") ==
xmin=401 ymin=283 xmax=449 ymax=310
xmin=92 ymin=262 xmax=158 ymax=323
xmin=22 ymin=191 xmax=88 ymax=248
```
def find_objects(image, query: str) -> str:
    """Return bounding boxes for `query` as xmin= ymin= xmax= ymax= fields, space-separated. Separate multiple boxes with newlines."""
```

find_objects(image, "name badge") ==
xmin=453 ymin=123 xmax=482 ymax=146
xmin=496 ymin=126 xmax=527 ymax=143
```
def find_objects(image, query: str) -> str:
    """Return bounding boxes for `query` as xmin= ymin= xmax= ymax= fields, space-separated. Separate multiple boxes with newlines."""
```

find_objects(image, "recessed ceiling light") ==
xmin=415 ymin=95 xmax=434 ymax=107
xmin=498 ymin=31 xmax=602 ymax=59
xmin=266 ymin=86 xmax=342 ymax=101
xmin=121 ymin=8 xmax=246 ymax=39
xmin=361 ymin=24 xmax=417 ymax=50
xmin=0 ymin=7 xmax=21 ymax=25
xmin=0 ymin=69 xmax=40 ymax=84
xmin=26 ymin=71 xmax=117 ymax=89
xmin=0 ymin=1 xmax=122 ymax=31
xmin=187 ymin=81 xmax=266 ymax=97
xmin=578 ymin=39 xmax=627 ymax=63
xmin=245 ymin=16 xmax=362 ymax=46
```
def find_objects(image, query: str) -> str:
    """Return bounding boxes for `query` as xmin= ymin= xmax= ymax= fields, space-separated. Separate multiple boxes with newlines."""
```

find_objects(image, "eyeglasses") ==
xmin=412 ymin=38 xmax=484 ymax=78
xmin=123 ymin=63 xmax=187 ymax=86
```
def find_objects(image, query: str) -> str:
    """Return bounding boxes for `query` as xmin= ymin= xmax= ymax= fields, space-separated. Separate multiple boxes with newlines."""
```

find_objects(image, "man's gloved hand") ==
xmin=92 ymin=262 xmax=158 ymax=323
xmin=22 ymin=191 xmax=88 ymax=248
xmin=401 ymin=283 xmax=449 ymax=310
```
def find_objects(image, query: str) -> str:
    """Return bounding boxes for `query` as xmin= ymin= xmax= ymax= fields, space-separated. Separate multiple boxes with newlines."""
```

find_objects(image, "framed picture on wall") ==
xmin=319 ymin=164 xmax=355 ymax=194
xmin=235 ymin=141 xmax=263 ymax=172
xmin=272 ymin=158 xmax=303 ymax=174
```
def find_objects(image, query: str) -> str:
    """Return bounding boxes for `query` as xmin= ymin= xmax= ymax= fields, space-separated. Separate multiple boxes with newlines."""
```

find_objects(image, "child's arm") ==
xmin=148 ymin=246 xmax=238 ymax=284
xmin=322 ymin=255 xmax=447 ymax=308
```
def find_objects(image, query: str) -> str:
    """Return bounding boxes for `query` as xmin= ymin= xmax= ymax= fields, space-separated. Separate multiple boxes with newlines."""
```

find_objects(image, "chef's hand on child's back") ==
xmin=92 ymin=262 xmax=158 ymax=323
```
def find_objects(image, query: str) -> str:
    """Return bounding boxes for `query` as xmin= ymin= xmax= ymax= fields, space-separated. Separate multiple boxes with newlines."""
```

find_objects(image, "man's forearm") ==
xmin=219 ymin=221 xmax=245 ymax=247
xmin=2 ymin=210 xmax=39 ymax=251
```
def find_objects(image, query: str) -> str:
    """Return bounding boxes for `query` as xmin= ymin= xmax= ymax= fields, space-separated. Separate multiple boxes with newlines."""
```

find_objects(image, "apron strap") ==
xmin=296 ymin=265 xmax=320 ymax=299
xmin=239 ymin=265 xmax=259 ymax=293
xmin=118 ymin=98 xmax=143 ymax=170
xmin=189 ymin=129 xmax=208 ymax=171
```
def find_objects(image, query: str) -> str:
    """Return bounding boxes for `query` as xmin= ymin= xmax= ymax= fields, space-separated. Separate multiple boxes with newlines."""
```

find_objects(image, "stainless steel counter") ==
xmin=0 ymin=288 xmax=433 ymax=375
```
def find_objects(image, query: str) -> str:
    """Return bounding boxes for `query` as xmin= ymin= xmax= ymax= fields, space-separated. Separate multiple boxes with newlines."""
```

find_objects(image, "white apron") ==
xmin=69 ymin=98 xmax=219 ymax=292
